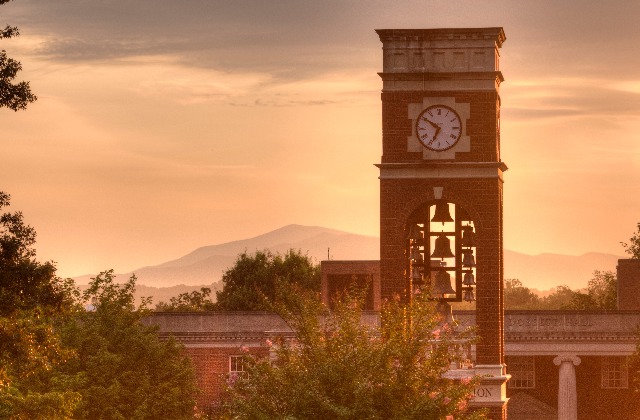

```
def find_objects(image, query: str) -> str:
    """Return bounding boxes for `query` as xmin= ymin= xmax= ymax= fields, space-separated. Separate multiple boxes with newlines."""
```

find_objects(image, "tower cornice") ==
xmin=375 ymin=28 xmax=506 ymax=48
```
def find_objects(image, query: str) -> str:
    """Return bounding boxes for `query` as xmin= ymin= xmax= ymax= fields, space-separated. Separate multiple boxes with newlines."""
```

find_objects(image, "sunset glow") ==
xmin=2 ymin=0 xmax=638 ymax=279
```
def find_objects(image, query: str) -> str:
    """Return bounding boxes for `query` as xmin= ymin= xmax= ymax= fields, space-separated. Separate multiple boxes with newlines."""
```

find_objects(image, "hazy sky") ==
xmin=2 ymin=0 xmax=639 ymax=278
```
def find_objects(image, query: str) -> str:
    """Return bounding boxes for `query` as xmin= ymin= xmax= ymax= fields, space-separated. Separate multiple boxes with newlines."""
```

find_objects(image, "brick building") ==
xmin=146 ymin=259 xmax=640 ymax=419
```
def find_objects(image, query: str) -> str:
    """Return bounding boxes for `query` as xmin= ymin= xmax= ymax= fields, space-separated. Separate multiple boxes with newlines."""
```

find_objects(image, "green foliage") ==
xmin=504 ymin=271 xmax=618 ymax=311
xmin=155 ymin=287 xmax=216 ymax=312
xmin=0 ymin=386 xmax=80 ymax=420
xmin=503 ymin=280 xmax=576 ymax=310
xmin=563 ymin=270 xmax=617 ymax=310
xmin=504 ymin=279 xmax=540 ymax=309
xmin=0 ymin=192 xmax=75 ymax=316
xmin=223 ymin=286 xmax=485 ymax=420
xmin=0 ymin=312 xmax=67 ymax=383
xmin=54 ymin=270 xmax=198 ymax=420
xmin=0 ymin=1 xmax=37 ymax=111
xmin=0 ymin=192 xmax=81 ymax=418
xmin=0 ymin=312 xmax=81 ymax=419
xmin=621 ymin=222 xmax=640 ymax=259
xmin=565 ymin=292 xmax=596 ymax=310
xmin=215 ymin=249 xmax=320 ymax=311
xmin=542 ymin=285 xmax=579 ymax=310
xmin=586 ymin=270 xmax=617 ymax=310
xmin=0 ymin=193 xmax=199 ymax=418
xmin=588 ymin=270 xmax=618 ymax=310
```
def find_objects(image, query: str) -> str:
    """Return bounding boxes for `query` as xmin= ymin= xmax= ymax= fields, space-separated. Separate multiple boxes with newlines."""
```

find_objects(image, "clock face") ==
xmin=415 ymin=105 xmax=462 ymax=151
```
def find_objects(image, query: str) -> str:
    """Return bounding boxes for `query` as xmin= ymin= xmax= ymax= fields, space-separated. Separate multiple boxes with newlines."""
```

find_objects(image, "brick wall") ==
xmin=379 ymin=177 xmax=504 ymax=366
xmin=381 ymin=91 xmax=500 ymax=164
xmin=185 ymin=346 xmax=270 ymax=412
xmin=617 ymin=259 xmax=640 ymax=310
xmin=379 ymin=89 xmax=505 ymax=367
xmin=505 ymin=355 xmax=640 ymax=419
xmin=321 ymin=260 xmax=381 ymax=310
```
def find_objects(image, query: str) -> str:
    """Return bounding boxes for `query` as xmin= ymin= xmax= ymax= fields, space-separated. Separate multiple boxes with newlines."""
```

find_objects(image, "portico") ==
xmin=456 ymin=311 xmax=640 ymax=419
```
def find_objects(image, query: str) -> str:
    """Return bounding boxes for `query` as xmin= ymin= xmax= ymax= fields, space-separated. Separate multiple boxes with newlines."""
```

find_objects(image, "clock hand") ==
xmin=424 ymin=118 xmax=439 ymax=130
xmin=422 ymin=118 xmax=441 ymax=145
xmin=428 ymin=125 xmax=441 ymax=145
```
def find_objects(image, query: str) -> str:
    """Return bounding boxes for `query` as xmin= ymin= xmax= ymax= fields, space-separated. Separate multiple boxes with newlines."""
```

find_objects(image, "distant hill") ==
xmin=73 ymin=224 xmax=379 ymax=287
xmin=76 ymin=283 xmax=223 ymax=308
xmin=73 ymin=224 xmax=624 ymax=298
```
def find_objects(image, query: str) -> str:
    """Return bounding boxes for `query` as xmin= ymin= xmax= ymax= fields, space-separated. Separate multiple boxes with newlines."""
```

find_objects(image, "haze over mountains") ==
xmin=74 ymin=224 xmax=623 ymax=294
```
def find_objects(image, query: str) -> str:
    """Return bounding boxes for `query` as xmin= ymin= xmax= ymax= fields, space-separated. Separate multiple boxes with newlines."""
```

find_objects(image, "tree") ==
xmin=503 ymin=280 xmax=582 ymax=310
xmin=0 ymin=192 xmax=80 ymax=418
xmin=562 ymin=271 xmax=617 ymax=311
xmin=53 ymin=270 xmax=199 ymax=419
xmin=504 ymin=273 xmax=617 ymax=311
xmin=1 ymin=0 xmax=37 ymax=111
xmin=539 ymin=285 xmax=579 ymax=310
xmin=621 ymin=222 xmax=640 ymax=259
xmin=565 ymin=292 xmax=597 ymax=310
xmin=0 ymin=313 xmax=81 ymax=419
xmin=155 ymin=287 xmax=216 ymax=311
xmin=585 ymin=270 xmax=617 ymax=310
xmin=0 ymin=193 xmax=199 ymax=418
xmin=222 ymin=286 xmax=485 ymax=420
xmin=215 ymin=249 xmax=320 ymax=311
xmin=0 ymin=192 xmax=75 ymax=316
xmin=504 ymin=279 xmax=540 ymax=309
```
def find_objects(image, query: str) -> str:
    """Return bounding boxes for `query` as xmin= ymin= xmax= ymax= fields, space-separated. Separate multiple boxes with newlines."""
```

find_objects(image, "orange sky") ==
xmin=2 ymin=0 xmax=639 ymax=278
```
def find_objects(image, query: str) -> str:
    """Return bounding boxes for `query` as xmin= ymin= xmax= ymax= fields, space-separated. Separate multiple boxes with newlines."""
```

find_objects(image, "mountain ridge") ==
xmin=73 ymin=224 xmax=624 ymax=291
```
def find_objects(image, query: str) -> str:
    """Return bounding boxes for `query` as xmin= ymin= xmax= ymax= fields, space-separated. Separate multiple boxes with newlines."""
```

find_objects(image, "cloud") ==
xmin=131 ymin=64 xmax=274 ymax=104
xmin=609 ymin=81 xmax=640 ymax=95
xmin=5 ymin=0 xmax=376 ymax=81
xmin=7 ymin=0 xmax=640 ymax=86
xmin=503 ymin=78 xmax=640 ymax=121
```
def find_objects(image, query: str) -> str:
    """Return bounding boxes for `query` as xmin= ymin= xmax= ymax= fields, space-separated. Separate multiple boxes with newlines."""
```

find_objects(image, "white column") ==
xmin=553 ymin=355 xmax=581 ymax=420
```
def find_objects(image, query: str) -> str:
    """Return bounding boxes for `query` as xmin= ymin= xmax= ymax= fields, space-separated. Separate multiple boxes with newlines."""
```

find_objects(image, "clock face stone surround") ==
xmin=408 ymin=97 xmax=471 ymax=159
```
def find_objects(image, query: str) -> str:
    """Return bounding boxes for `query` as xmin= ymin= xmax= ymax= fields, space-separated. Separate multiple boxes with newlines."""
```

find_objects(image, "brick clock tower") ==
xmin=375 ymin=28 xmax=509 ymax=418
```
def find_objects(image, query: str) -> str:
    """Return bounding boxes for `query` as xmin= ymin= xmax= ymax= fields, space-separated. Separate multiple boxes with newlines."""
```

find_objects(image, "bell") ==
xmin=460 ymin=225 xmax=476 ymax=247
xmin=431 ymin=234 xmax=455 ymax=259
xmin=463 ymin=288 xmax=476 ymax=302
xmin=463 ymin=271 xmax=475 ymax=286
xmin=410 ymin=247 xmax=423 ymax=263
xmin=431 ymin=202 xmax=454 ymax=223
xmin=411 ymin=267 xmax=422 ymax=281
xmin=406 ymin=224 xmax=422 ymax=241
xmin=432 ymin=270 xmax=455 ymax=296
xmin=462 ymin=249 xmax=476 ymax=267
xmin=435 ymin=301 xmax=456 ymax=326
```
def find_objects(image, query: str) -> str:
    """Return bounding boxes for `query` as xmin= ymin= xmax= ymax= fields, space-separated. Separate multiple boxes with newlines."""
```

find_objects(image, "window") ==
xmin=229 ymin=355 xmax=245 ymax=374
xmin=601 ymin=356 xmax=628 ymax=389
xmin=508 ymin=356 xmax=535 ymax=389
